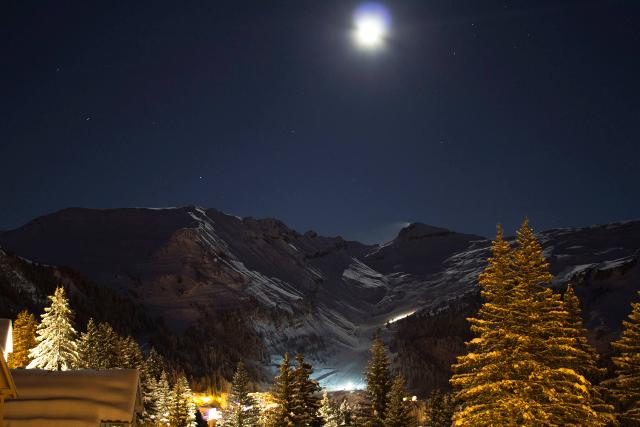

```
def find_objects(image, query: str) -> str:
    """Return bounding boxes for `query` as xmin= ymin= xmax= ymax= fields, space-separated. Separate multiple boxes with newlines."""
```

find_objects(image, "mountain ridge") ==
xmin=1 ymin=206 xmax=639 ymax=394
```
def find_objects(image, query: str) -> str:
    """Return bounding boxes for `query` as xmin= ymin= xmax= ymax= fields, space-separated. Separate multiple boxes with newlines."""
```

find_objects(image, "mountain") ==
xmin=1 ymin=207 xmax=639 ymax=395
xmin=392 ymin=221 xmax=640 ymax=392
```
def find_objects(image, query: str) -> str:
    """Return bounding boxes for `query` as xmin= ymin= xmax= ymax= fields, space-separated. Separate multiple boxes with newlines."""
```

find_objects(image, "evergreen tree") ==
xmin=336 ymin=399 xmax=355 ymax=426
xmin=562 ymin=284 xmax=605 ymax=381
xmin=608 ymin=293 xmax=640 ymax=425
xmin=153 ymin=370 xmax=174 ymax=426
xmin=7 ymin=310 xmax=37 ymax=368
xmin=171 ymin=374 xmax=197 ymax=427
xmin=27 ymin=286 xmax=78 ymax=370
xmin=96 ymin=321 xmax=120 ymax=368
xmin=478 ymin=223 xmax=514 ymax=304
xmin=562 ymin=284 xmax=614 ymax=422
xmin=268 ymin=353 xmax=296 ymax=427
xmin=383 ymin=376 xmax=414 ymax=427
xmin=348 ymin=402 xmax=367 ymax=427
xmin=364 ymin=335 xmax=392 ymax=426
xmin=426 ymin=389 xmax=454 ymax=427
xmin=222 ymin=362 xmax=260 ymax=427
xmin=318 ymin=391 xmax=339 ymax=427
xmin=451 ymin=220 xmax=609 ymax=426
xmin=77 ymin=318 xmax=101 ymax=369
xmin=140 ymin=375 xmax=159 ymax=425
xmin=118 ymin=335 xmax=144 ymax=369
xmin=77 ymin=319 xmax=130 ymax=369
xmin=144 ymin=347 xmax=167 ymax=380
xmin=292 ymin=353 xmax=322 ymax=426
xmin=140 ymin=347 xmax=168 ymax=425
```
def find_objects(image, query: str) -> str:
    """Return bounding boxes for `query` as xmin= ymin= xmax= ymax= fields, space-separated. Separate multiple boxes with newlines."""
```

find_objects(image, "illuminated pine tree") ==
xmin=450 ymin=225 xmax=514 ymax=423
xmin=8 ymin=310 xmax=37 ymax=368
xmin=478 ymin=223 xmax=514 ymax=304
xmin=77 ymin=317 xmax=143 ymax=371
xmin=364 ymin=334 xmax=392 ymax=426
xmin=77 ymin=318 xmax=101 ymax=368
xmin=153 ymin=370 xmax=174 ymax=426
xmin=562 ymin=284 xmax=613 ymax=423
xmin=171 ymin=374 xmax=197 ymax=427
xmin=451 ymin=219 xmax=608 ymax=426
xmin=118 ymin=335 xmax=144 ymax=369
xmin=562 ymin=284 xmax=605 ymax=381
xmin=222 ymin=362 xmax=260 ymax=427
xmin=608 ymin=293 xmax=640 ymax=425
xmin=140 ymin=348 xmax=167 ymax=425
xmin=268 ymin=353 xmax=296 ymax=427
xmin=318 ymin=391 xmax=339 ymax=427
xmin=27 ymin=286 xmax=78 ymax=371
xmin=292 ymin=353 xmax=322 ymax=426
xmin=337 ymin=399 xmax=355 ymax=426
xmin=383 ymin=376 xmax=415 ymax=427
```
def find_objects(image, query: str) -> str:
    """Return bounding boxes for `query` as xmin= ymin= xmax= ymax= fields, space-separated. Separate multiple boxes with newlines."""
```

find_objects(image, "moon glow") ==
xmin=353 ymin=3 xmax=390 ymax=50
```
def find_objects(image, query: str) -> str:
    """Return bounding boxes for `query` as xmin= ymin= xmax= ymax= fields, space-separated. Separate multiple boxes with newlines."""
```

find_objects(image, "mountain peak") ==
xmin=396 ymin=223 xmax=453 ymax=240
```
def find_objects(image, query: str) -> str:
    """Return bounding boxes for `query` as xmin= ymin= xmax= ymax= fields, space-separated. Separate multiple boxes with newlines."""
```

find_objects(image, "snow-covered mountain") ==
xmin=1 ymin=207 xmax=639 ymax=394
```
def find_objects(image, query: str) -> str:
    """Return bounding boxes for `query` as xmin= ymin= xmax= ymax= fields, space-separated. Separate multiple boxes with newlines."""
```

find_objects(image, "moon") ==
xmin=353 ymin=3 xmax=391 ymax=50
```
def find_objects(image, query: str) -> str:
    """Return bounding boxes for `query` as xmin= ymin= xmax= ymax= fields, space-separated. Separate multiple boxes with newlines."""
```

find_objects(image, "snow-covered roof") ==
xmin=4 ymin=369 xmax=142 ymax=427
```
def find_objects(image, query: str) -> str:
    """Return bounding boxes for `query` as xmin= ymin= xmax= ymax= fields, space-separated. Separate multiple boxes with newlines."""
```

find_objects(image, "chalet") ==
xmin=0 ymin=353 xmax=18 ymax=426
xmin=0 ymin=317 xmax=143 ymax=426
xmin=4 ymin=368 xmax=143 ymax=427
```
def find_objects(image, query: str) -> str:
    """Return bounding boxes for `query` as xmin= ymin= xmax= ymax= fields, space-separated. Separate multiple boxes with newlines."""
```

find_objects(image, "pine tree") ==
xmin=77 ymin=318 xmax=101 ymax=368
xmin=171 ymin=374 xmax=197 ymax=427
xmin=292 ymin=353 xmax=322 ymax=426
xmin=364 ymin=335 xmax=392 ymax=426
xmin=336 ymin=399 xmax=355 ymax=426
xmin=268 ymin=353 xmax=296 ymax=427
xmin=478 ymin=223 xmax=514 ymax=304
xmin=153 ymin=370 xmax=174 ymax=426
xmin=140 ymin=374 xmax=159 ymax=425
xmin=449 ymin=225 xmax=514 ymax=422
xmin=97 ymin=321 xmax=120 ymax=368
xmin=562 ymin=284 xmax=605 ymax=381
xmin=222 ymin=362 xmax=260 ymax=427
xmin=77 ymin=319 xmax=128 ymax=369
xmin=8 ymin=310 xmax=37 ymax=368
xmin=608 ymin=293 xmax=640 ymax=425
xmin=319 ymin=391 xmax=339 ymax=427
xmin=144 ymin=347 xmax=167 ymax=380
xmin=140 ymin=347 xmax=168 ymax=425
xmin=451 ymin=219 xmax=608 ymax=426
xmin=426 ymin=389 xmax=454 ymax=427
xmin=383 ymin=376 xmax=414 ymax=427
xmin=27 ymin=286 xmax=78 ymax=371
xmin=118 ymin=335 xmax=144 ymax=369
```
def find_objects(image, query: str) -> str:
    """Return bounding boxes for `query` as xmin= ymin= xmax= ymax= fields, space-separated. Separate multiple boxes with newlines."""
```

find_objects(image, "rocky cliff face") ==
xmin=1 ymin=207 xmax=639 ymax=395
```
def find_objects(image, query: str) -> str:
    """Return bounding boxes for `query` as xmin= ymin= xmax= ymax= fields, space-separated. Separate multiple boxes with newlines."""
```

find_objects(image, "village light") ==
xmin=207 ymin=407 xmax=222 ymax=421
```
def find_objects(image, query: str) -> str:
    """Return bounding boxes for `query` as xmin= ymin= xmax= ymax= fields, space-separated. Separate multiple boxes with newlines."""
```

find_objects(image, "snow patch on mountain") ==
xmin=342 ymin=258 xmax=388 ymax=289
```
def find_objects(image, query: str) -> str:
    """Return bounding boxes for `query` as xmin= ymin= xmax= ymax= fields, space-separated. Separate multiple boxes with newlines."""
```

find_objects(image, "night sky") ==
xmin=3 ymin=1 xmax=639 ymax=243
